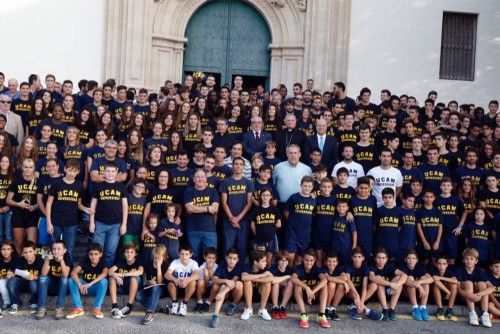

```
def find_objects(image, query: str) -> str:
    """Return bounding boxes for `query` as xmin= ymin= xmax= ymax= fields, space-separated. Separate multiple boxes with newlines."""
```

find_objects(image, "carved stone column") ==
xmin=303 ymin=0 xmax=351 ymax=91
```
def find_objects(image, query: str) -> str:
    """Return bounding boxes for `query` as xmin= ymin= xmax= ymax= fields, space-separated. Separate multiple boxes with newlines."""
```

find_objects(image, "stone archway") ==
xmin=105 ymin=0 xmax=351 ymax=92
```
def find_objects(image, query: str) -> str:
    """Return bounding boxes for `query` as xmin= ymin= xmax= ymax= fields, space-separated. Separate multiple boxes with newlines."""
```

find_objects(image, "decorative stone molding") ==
xmin=105 ymin=0 xmax=350 ymax=92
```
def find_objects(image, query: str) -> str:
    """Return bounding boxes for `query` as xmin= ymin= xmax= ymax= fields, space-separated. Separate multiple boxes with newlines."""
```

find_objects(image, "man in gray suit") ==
xmin=0 ymin=94 xmax=24 ymax=150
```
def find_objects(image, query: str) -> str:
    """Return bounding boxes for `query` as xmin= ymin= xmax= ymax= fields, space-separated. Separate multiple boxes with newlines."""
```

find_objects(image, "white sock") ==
xmin=197 ymin=299 xmax=203 ymax=304
xmin=205 ymin=301 xmax=211 ymax=305
xmin=420 ymin=305 xmax=426 ymax=309
xmin=412 ymin=305 xmax=418 ymax=309
xmin=365 ymin=308 xmax=371 ymax=315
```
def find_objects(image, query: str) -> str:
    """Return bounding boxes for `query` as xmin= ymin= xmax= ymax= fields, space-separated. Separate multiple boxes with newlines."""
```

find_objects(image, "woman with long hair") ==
xmin=145 ymin=145 xmax=165 ymax=183
xmin=226 ymin=105 xmax=246 ymax=141
xmin=86 ymin=129 xmax=108 ymax=173
xmin=117 ymin=139 xmax=135 ymax=182
xmin=116 ymin=103 xmax=135 ymax=140
xmin=16 ymin=136 xmax=38 ymax=171
xmin=175 ymin=102 xmax=191 ymax=133
xmin=62 ymin=94 xmax=78 ymax=125
xmin=41 ymin=90 xmax=54 ymax=113
xmin=75 ymin=107 xmax=96 ymax=149
xmin=0 ymin=132 xmax=12 ymax=158
xmin=0 ymin=154 xmax=14 ymax=241
xmin=131 ymin=112 xmax=150 ymax=138
xmin=26 ymin=98 xmax=48 ymax=136
xmin=479 ymin=140 xmax=499 ymax=169
xmin=6 ymin=158 xmax=39 ymax=254
xmin=146 ymin=100 xmax=161 ymax=130
xmin=193 ymin=97 xmax=210 ymax=127
xmin=97 ymin=110 xmax=115 ymax=139
xmin=263 ymin=103 xmax=283 ymax=135
xmin=162 ymin=112 xmax=175 ymax=141
xmin=127 ymin=129 xmax=145 ymax=166
xmin=182 ymin=112 xmax=202 ymax=155
xmin=61 ymin=126 xmax=87 ymax=183
xmin=165 ymin=131 xmax=182 ymax=167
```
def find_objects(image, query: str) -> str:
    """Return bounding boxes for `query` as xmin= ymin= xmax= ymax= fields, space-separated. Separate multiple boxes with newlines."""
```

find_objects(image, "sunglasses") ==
xmin=0 ymin=101 xmax=10 ymax=104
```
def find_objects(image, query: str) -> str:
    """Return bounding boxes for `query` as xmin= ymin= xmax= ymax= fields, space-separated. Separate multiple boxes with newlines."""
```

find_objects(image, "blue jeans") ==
xmin=7 ymin=277 xmax=38 ymax=306
xmin=187 ymin=231 xmax=217 ymax=262
xmin=136 ymin=285 xmax=164 ymax=312
xmin=92 ymin=221 xmax=121 ymax=267
xmin=223 ymin=219 xmax=250 ymax=261
xmin=52 ymin=225 xmax=78 ymax=263
xmin=0 ymin=210 xmax=12 ymax=241
xmin=68 ymin=278 xmax=108 ymax=309
xmin=38 ymin=275 xmax=69 ymax=309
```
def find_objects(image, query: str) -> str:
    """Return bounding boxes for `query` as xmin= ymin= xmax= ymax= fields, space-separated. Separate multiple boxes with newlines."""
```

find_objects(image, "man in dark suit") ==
xmin=273 ymin=114 xmax=306 ymax=161
xmin=304 ymin=118 xmax=338 ymax=173
xmin=242 ymin=116 xmax=271 ymax=160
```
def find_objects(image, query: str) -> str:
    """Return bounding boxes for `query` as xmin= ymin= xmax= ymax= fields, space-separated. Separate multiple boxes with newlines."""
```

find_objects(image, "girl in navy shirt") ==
xmin=416 ymin=190 xmax=443 ymax=265
xmin=465 ymin=208 xmax=492 ymax=265
xmin=159 ymin=203 xmax=182 ymax=260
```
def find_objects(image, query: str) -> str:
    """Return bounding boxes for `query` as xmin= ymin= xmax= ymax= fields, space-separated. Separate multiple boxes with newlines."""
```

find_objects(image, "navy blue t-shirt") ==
xmin=455 ymin=166 xmax=483 ymax=187
xmin=253 ymin=180 xmax=279 ymax=202
xmin=488 ymin=273 xmax=500 ymax=302
xmin=399 ymin=167 xmax=423 ymax=194
xmin=219 ymin=177 xmax=254 ymax=218
xmin=286 ymin=193 xmax=316 ymax=241
xmin=293 ymin=264 xmax=323 ymax=287
xmin=251 ymin=205 xmax=281 ymax=243
xmin=214 ymin=263 xmax=243 ymax=280
xmin=416 ymin=206 xmax=442 ymax=245
xmin=332 ymin=185 xmax=355 ymax=202
xmin=344 ymin=264 xmax=369 ymax=289
xmin=211 ymin=164 xmax=233 ymax=181
xmin=127 ymin=193 xmax=147 ymax=235
xmin=478 ymin=189 xmax=500 ymax=217
xmin=270 ymin=264 xmax=293 ymax=277
xmin=313 ymin=195 xmax=336 ymax=243
xmin=47 ymin=178 xmax=84 ymax=226
xmin=169 ymin=167 xmax=194 ymax=201
xmin=330 ymin=215 xmax=356 ymax=254
xmin=375 ymin=206 xmax=401 ymax=258
xmin=369 ymin=263 xmax=397 ymax=281
xmin=147 ymin=186 xmax=176 ymax=219
xmin=92 ymin=181 xmax=128 ymax=224
xmin=454 ymin=266 xmax=488 ymax=283
xmin=435 ymin=195 xmax=464 ymax=232
xmin=465 ymin=222 xmax=491 ymax=262
xmin=183 ymin=186 xmax=219 ymax=232
xmin=350 ymin=195 xmax=377 ymax=255
xmin=398 ymin=206 xmax=417 ymax=252
xmin=398 ymin=264 xmax=427 ymax=279
xmin=419 ymin=163 xmax=451 ymax=194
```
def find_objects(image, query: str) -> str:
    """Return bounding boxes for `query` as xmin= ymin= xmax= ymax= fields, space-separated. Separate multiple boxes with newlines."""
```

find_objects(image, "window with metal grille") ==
xmin=439 ymin=12 xmax=478 ymax=81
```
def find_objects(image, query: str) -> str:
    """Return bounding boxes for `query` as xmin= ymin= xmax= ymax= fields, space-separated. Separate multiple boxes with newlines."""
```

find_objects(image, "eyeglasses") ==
xmin=0 ymin=101 xmax=10 ymax=104
xmin=105 ymin=146 xmax=118 ymax=149
xmin=295 ymin=98 xmax=303 ymax=101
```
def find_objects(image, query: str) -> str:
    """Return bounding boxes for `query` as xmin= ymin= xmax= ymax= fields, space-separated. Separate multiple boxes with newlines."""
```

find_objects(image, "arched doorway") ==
xmin=183 ymin=0 xmax=271 ymax=89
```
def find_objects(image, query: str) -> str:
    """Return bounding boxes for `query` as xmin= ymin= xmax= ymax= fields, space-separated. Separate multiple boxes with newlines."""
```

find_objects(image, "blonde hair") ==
xmin=462 ymin=247 xmax=479 ymax=260
xmin=64 ymin=126 xmax=81 ymax=147
xmin=152 ymin=244 xmax=169 ymax=262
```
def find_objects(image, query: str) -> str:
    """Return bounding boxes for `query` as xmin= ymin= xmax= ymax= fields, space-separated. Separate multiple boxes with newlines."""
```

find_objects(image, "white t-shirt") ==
xmin=367 ymin=166 xmax=403 ymax=206
xmin=332 ymin=160 xmax=365 ymax=188
xmin=168 ymin=259 xmax=199 ymax=279
xmin=198 ymin=262 xmax=219 ymax=285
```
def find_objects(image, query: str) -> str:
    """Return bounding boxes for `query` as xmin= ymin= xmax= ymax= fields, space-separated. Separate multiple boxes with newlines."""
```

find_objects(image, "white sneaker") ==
xmin=469 ymin=311 xmax=479 ymax=326
xmin=29 ymin=304 xmax=38 ymax=314
xmin=258 ymin=308 xmax=271 ymax=321
xmin=8 ymin=304 xmax=18 ymax=315
xmin=178 ymin=302 xmax=187 ymax=316
xmin=111 ymin=308 xmax=123 ymax=319
xmin=170 ymin=302 xmax=179 ymax=315
xmin=481 ymin=312 xmax=492 ymax=328
xmin=241 ymin=308 xmax=253 ymax=320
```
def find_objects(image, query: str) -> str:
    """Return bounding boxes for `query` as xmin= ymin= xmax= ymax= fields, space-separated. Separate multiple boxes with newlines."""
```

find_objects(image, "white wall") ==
xmin=0 ymin=0 xmax=106 ymax=91
xmin=348 ymin=0 xmax=500 ymax=108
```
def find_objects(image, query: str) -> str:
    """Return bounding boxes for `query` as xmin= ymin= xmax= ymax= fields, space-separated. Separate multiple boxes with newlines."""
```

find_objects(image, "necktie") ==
xmin=255 ymin=131 xmax=260 ymax=145
xmin=319 ymin=135 xmax=324 ymax=152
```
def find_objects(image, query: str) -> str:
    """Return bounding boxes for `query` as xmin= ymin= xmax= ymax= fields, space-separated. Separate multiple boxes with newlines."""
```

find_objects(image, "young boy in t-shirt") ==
xmin=67 ymin=243 xmax=108 ymax=319
xmin=312 ymin=164 xmax=327 ymax=197
xmin=343 ymin=247 xmax=383 ymax=321
xmin=108 ymin=242 xmax=144 ymax=319
xmin=456 ymin=248 xmax=494 ymax=327
xmin=285 ymin=176 xmax=316 ymax=266
xmin=313 ymin=177 xmax=336 ymax=266
xmin=36 ymin=240 xmax=73 ymax=320
xmin=431 ymin=254 xmax=458 ymax=321
xmin=487 ymin=258 xmax=500 ymax=319
xmin=323 ymin=252 xmax=346 ymax=321
xmin=330 ymin=200 xmax=357 ymax=265
xmin=165 ymin=244 xmax=199 ymax=316
xmin=398 ymin=193 xmax=417 ymax=258
xmin=399 ymin=250 xmax=433 ymax=321
xmin=208 ymin=248 xmax=244 ymax=328
xmin=195 ymin=247 xmax=218 ymax=313
xmin=350 ymin=177 xmax=377 ymax=257
xmin=252 ymin=164 xmax=279 ymax=207
xmin=416 ymin=190 xmax=443 ymax=266
xmin=7 ymin=241 xmax=44 ymax=315
xmin=375 ymin=188 xmax=402 ymax=262
xmin=368 ymin=248 xmax=407 ymax=321
xmin=270 ymin=250 xmax=293 ymax=319
xmin=291 ymin=249 xmax=330 ymax=328
xmin=240 ymin=250 xmax=274 ymax=321
xmin=46 ymin=159 xmax=93 ymax=262
xmin=332 ymin=167 xmax=355 ymax=202
xmin=90 ymin=161 xmax=128 ymax=267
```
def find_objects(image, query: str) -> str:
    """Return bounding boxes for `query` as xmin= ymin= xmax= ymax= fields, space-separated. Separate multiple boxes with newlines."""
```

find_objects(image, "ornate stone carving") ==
xmin=296 ymin=0 xmax=307 ymax=12
xmin=268 ymin=0 xmax=285 ymax=8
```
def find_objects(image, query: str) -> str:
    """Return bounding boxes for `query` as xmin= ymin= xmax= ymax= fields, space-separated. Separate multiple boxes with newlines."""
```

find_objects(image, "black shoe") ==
xmin=194 ymin=303 xmax=203 ymax=313
xmin=382 ymin=309 xmax=389 ymax=321
xmin=160 ymin=305 xmax=170 ymax=314
xmin=200 ymin=302 xmax=210 ymax=313
xmin=388 ymin=308 xmax=397 ymax=321
xmin=330 ymin=309 xmax=340 ymax=321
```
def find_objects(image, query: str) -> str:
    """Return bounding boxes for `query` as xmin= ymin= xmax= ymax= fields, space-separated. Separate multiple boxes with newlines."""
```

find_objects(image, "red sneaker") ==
xmin=299 ymin=313 xmax=310 ymax=328
xmin=279 ymin=306 xmax=288 ymax=319
xmin=271 ymin=307 xmax=280 ymax=319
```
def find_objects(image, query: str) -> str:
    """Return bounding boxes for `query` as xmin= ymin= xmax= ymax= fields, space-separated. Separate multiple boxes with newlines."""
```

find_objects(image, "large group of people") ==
xmin=0 ymin=71 xmax=498 ymax=328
